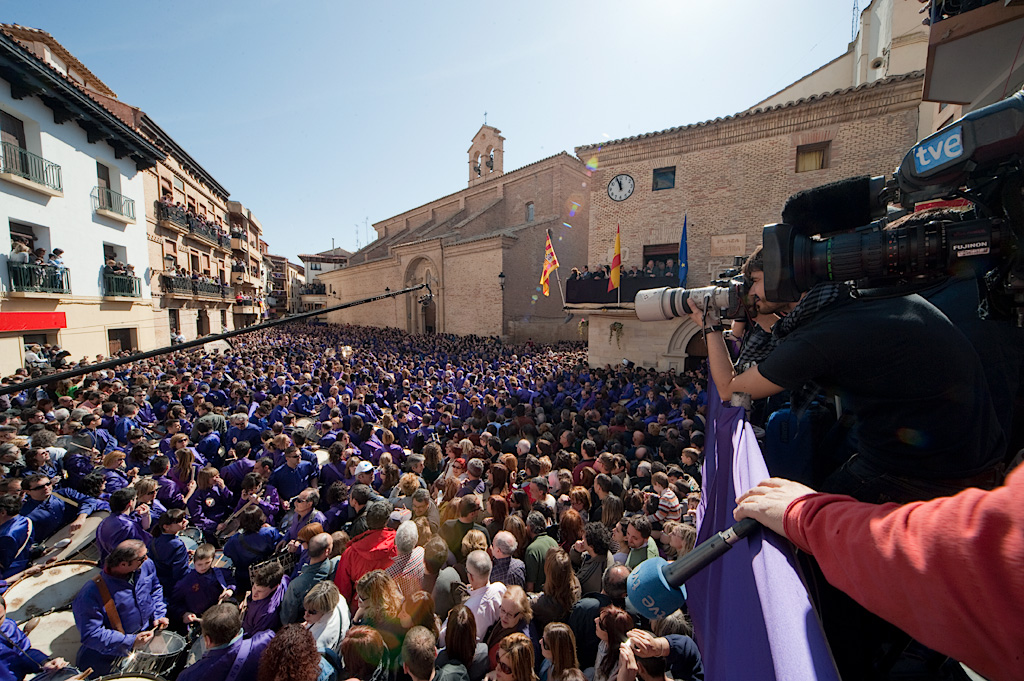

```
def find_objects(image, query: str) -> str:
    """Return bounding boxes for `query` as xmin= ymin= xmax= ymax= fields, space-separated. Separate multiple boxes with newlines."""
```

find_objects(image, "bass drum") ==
xmin=24 ymin=610 xmax=81 ymax=665
xmin=180 ymin=527 xmax=204 ymax=552
xmin=26 ymin=666 xmax=89 ymax=681
xmin=5 ymin=561 xmax=99 ymax=623
xmin=314 ymin=449 xmax=330 ymax=467
xmin=185 ymin=634 xmax=206 ymax=667
xmin=35 ymin=511 xmax=109 ymax=564
xmin=295 ymin=416 xmax=315 ymax=431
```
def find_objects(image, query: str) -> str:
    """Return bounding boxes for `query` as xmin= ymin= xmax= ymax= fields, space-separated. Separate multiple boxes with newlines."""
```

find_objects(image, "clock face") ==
xmin=607 ymin=174 xmax=635 ymax=202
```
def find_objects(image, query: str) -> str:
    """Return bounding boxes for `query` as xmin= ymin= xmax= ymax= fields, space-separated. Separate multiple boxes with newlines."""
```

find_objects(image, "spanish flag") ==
xmin=540 ymin=230 xmax=559 ymax=297
xmin=608 ymin=223 xmax=621 ymax=293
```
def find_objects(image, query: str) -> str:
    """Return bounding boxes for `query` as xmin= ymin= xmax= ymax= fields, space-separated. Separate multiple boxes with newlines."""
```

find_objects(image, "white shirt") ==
xmin=439 ymin=580 xmax=506 ymax=645
xmin=308 ymin=599 xmax=351 ymax=653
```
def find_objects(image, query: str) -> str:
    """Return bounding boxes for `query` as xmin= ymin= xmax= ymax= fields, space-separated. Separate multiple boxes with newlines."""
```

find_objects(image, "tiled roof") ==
xmin=577 ymin=71 xmax=925 ymax=152
xmin=0 ymin=23 xmax=117 ymax=97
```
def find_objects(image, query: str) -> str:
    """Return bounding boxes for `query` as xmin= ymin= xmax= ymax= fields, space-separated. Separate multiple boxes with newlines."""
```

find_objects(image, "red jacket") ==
xmin=334 ymin=527 xmax=397 ymax=608
xmin=784 ymin=464 xmax=1024 ymax=681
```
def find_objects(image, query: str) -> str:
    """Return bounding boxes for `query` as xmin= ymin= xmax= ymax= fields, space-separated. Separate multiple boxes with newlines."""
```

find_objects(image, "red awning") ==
xmin=0 ymin=312 xmax=68 ymax=332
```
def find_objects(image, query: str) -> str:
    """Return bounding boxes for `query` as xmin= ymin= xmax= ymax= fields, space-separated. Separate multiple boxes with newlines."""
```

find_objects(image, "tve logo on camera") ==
xmin=913 ymin=125 xmax=964 ymax=174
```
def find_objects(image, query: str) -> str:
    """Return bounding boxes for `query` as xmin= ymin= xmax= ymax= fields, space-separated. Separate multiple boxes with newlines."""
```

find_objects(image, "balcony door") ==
xmin=96 ymin=162 xmax=111 ymax=209
xmin=1 ymin=111 xmax=27 ymax=175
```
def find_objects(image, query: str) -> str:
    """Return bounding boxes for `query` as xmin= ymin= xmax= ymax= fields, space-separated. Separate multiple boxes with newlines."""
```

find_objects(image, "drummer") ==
xmin=0 ymin=590 xmax=69 ymax=681
xmin=177 ymin=602 xmax=274 ymax=681
xmin=225 ymin=413 xmax=262 ymax=452
xmin=18 ymin=473 xmax=102 ymax=542
xmin=95 ymin=488 xmax=151 ymax=564
xmin=284 ymin=488 xmax=325 ymax=543
xmin=0 ymin=495 xmax=33 ymax=578
xmin=72 ymin=538 xmax=169 ymax=676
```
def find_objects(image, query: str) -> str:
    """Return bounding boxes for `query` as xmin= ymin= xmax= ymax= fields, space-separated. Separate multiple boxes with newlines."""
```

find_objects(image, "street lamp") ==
xmin=385 ymin=287 xmax=391 ymax=293
xmin=498 ymin=272 xmax=506 ymax=291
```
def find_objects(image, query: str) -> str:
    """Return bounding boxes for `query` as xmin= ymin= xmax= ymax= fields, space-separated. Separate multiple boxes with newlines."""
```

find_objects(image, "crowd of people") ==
xmin=158 ymin=195 xmax=231 ymax=243
xmin=568 ymin=260 xmax=678 ymax=282
xmin=0 ymin=323 xmax=709 ymax=681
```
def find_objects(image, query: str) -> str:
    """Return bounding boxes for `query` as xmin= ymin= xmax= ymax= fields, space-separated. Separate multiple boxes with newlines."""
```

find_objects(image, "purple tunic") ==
xmin=241 ymin=574 xmax=290 ymax=636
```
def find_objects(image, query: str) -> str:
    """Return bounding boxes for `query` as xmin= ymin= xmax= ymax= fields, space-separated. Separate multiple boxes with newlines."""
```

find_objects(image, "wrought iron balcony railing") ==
xmin=92 ymin=186 xmax=136 ymax=220
xmin=0 ymin=141 xmax=62 ymax=193
xmin=8 ymin=262 xmax=71 ymax=294
xmin=103 ymin=273 xmax=142 ymax=297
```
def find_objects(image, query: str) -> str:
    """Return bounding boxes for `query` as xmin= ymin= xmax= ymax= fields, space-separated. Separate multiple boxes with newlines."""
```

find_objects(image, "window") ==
xmin=526 ymin=202 xmax=535 ymax=223
xmin=652 ymin=167 xmax=676 ymax=191
xmin=172 ymin=177 xmax=184 ymax=192
xmin=23 ymin=333 xmax=49 ymax=347
xmin=796 ymin=142 xmax=830 ymax=173
xmin=310 ymin=262 xmax=322 ymax=271
xmin=939 ymin=102 xmax=948 ymax=112
xmin=96 ymin=162 xmax=110 ymax=189
xmin=0 ymin=110 xmax=27 ymax=149
xmin=220 ymin=310 xmax=227 ymax=328
xmin=163 ymin=240 xmax=177 ymax=266
xmin=168 ymin=309 xmax=179 ymax=333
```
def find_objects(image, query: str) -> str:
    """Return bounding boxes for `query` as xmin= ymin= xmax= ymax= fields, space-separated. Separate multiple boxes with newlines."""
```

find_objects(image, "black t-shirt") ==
xmin=757 ymin=293 xmax=1003 ymax=478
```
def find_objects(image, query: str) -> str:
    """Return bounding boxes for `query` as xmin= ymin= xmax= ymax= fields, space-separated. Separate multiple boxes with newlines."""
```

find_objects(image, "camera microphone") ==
xmin=781 ymin=176 xmax=888 ymax=236
xmin=626 ymin=518 xmax=759 ymax=620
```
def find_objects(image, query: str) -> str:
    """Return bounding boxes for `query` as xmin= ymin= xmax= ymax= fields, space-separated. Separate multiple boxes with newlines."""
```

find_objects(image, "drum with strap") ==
xmin=23 ymin=611 xmax=81 ymax=668
xmin=5 ymin=561 xmax=100 ymax=623
xmin=26 ymin=668 xmax=90 ymax=681
xmin=294 ymin=417 xmax=314 ymax=431
xmin=180 ymin=527 xmax=203 ymax=552
xmin=34 ymin=511 xmax=109 ymax=564
xmin=95 ymin=674 xmax=170 ymax=681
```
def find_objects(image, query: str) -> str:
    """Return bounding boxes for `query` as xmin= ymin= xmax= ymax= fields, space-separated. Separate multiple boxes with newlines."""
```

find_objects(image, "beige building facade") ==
xmin=228 ymin=200 xmax=265 ymax=326
xmin=319 ymin=126 xmax=591 ymax=343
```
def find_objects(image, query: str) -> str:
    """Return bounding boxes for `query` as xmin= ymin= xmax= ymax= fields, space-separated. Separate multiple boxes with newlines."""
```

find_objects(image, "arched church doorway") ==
xmin=404 ymin=256 xmax=439 ymax=335
xmin=663 ymin=320 xmax=703 ymax=372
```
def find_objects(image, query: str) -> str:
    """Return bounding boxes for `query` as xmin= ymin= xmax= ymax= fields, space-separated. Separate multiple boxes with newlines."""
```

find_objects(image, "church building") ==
xmin=319 ymin=126 xmax=590 ymax=342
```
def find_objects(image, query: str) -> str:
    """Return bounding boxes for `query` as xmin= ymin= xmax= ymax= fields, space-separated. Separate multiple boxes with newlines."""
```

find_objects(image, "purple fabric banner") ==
xmin=688 ymin=382 xmax=839 ymax=681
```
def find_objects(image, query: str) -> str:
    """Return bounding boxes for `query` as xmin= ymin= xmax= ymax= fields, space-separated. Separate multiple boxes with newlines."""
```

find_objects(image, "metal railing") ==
xmin=156 ymin=203 xmax=230 ymax=249
xmin=8 ymin=262 xmax=71 ymax=293
xmin=103 ymin=273 xmax=141 ymax=297
xmin=161 ymin=275 xmax=233 ymax=299
xmin=0 ymin=141 xmax=62 ymax=192
xmin=92 ymin=186 xmax=136 ymax=220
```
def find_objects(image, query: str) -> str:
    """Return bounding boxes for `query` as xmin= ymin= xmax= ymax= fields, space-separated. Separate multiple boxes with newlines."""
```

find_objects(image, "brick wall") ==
xmin=578 ymin=75 xmax=924 ymax=288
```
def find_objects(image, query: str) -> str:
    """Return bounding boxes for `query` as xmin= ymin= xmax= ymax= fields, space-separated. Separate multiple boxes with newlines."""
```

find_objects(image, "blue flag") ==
xmin=688 ymin=382 xmax=840 ymax=681
xmin=678 ymin=214 xmax=688 ymax=287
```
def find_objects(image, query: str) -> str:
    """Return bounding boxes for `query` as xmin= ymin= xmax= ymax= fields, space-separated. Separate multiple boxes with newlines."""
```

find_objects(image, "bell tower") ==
xmin=468 ymin=125 xmax=504 ymax=186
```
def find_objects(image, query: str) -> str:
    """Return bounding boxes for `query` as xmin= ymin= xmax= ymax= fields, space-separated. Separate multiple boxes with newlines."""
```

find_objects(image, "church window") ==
xmin=652 ymin=167 xmax=676 ymax=191
xmin=526 ymin=202 xmax=535 ymax=222
xmin=796 ymin=142 xmax=831 ymax=173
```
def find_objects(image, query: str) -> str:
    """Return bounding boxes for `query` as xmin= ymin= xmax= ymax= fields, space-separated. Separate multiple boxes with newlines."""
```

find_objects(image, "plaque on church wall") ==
xmin=710 ymin=233 xmax=746 ymax=256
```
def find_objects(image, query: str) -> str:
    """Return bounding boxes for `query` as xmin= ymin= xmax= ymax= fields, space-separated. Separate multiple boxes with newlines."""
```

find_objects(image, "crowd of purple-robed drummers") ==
xmin=0 ymin=323 xmax=710 ymax=681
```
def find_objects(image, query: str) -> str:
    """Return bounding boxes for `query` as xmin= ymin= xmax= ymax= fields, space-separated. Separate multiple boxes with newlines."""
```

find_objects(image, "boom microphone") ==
xmin=626 ymin=518 xmax=759 ymax=620
xmin=781 ymin=176 xmax=889 ymax=236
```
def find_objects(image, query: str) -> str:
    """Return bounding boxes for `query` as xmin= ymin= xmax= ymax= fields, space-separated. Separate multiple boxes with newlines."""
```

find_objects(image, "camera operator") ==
xmin=690 ymin=245 xmax=1006 ymax=506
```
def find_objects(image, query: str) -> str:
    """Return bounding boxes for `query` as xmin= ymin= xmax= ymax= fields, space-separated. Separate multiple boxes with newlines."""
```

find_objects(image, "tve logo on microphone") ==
xmin=913 ymin=125 xmax=964 ymax=174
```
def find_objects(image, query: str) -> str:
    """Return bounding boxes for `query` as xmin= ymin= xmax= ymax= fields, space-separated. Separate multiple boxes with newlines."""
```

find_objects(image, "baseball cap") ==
xmin=355 ymin=461 xmax=374 ymax=475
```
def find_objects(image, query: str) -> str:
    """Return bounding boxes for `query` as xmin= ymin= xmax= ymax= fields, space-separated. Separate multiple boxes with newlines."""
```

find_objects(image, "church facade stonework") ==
xmin=319 ymin=126 xmax=591 ymax=343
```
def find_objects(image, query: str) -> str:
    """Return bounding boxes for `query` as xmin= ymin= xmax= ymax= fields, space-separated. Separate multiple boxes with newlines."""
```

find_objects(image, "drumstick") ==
xmin=72 ymin=668 xmax=93 ymax=680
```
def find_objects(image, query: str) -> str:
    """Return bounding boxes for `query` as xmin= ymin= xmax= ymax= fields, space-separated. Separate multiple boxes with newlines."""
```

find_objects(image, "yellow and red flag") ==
xmin=608 ymin=223 xmax=621 ymax=292
xmin=540 ymin=231 xmax=560 ymax=296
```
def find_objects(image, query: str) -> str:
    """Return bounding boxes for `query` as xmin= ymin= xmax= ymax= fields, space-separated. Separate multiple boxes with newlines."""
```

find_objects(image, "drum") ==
xmin=96 ymin=675 xmax=170 ymax=681
xmin=6 ymin=561 xmax=100 ymax=622
xmin=248 ymin=549 xmax=298 ymax=582
xmin=180 ymin=527 xmax=203 ymax=551
xmin=185 ymin=635 xmax=206 ymax=667
xmin=36 ymin=511 xmax=109 ymax=564
xmin=26 ymin=666 xmax=89 ymax=681
xmin=115 ymin=630 xmax=187 ymax=677
xmin=295 ymin=416 xmax=314 ymax=430
xmin=314 ymin=448 xmax=330 ymax=466
xmin=212 ymin=550 xmax=233 ymax=569
xmin=24 ymin=610 xmax=81 ymax=664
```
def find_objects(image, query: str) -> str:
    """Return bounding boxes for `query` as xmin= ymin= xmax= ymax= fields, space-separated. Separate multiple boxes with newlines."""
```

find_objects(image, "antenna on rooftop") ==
xmin=355 ymin=224 xmax=362 ymax=251
xmin=851 ymin=0 xmax=859 ymax=42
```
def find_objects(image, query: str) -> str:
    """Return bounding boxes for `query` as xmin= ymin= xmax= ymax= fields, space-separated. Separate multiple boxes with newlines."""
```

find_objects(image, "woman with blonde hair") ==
xmin=503 ymin=515 xmax=529 ymax=561
xmin=485 ymin=586 xmax=532 ymax=668
xmin=438 ymin=476 xmax=462 ymax=523
xmin=540 ymin=623 xmax=579 ymax=681
xmin=101 ymin=450 xmax=134 ymax=493
xmin=303 ymin=580 xmax=350 ymax=653
xmin=493 ymin=633 xmax=537 ymax=681
xmin=353 ymin=570 xmax=404 ymax=670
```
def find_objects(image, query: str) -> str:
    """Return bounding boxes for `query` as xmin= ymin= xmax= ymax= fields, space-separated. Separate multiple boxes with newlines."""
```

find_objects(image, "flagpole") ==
xmin=549 ymin=228 xmax=567 ymax=308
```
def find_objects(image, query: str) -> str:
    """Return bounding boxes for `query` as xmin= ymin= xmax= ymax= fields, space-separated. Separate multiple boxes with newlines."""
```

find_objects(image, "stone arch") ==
xmin=404 ymin=256 xmax=441 ymax=334
xmin=664 ymin=320 xmax=704 ymax=372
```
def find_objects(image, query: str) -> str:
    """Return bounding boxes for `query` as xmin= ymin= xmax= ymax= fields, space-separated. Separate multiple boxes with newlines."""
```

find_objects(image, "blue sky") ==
xmin=5 ymin=0 xmax=854 ymax=261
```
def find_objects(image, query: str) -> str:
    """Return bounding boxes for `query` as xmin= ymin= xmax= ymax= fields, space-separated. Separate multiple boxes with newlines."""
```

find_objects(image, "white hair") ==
xmin=493 ymin=531 xmax=518 ymax=557
xmin=466 ymin=549 xmax=492 ymax=579
xmin=395 ymin=520 xmax=419 ymax=554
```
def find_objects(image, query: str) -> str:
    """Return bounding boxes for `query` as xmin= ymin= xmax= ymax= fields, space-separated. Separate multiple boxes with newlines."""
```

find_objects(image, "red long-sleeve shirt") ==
xmin=784 ymin=465 xmax=1024 ymax=681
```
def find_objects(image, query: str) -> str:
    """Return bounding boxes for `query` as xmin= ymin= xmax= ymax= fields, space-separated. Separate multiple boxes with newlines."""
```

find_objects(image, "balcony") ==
xmin=231 ymin=236 xmax=248 ymax=252
xmin=103 ymin=273 xmax=141 ymax=298
xmin=924 ymin=1 xmax=1024 ymax=106
xmin=161 ymin=274 xmax=194 ymax=297
xmin=0 ymin=141 xmax=63 ymax=197
xmin=155 ymin=203 xmax=231 ymax=252
xmin=161 ymin=275 xmax=234 ymax=301
xmin=7 ymin=262 xmax=71 ymax=295
xmin=92 ymin=187 xmax=136 ymax=224
xmin=565 ymin=275 xmax=679 ymax=307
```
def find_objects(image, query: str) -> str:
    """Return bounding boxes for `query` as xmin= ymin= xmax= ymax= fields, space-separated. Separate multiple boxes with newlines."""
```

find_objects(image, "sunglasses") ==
xmin=28 ymin=482 xmax=53 ymax=492
xmin=305 ymin=608 xmax=318 ymax=616
xmin=497 ymin=657 xmax=513 ymax=675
